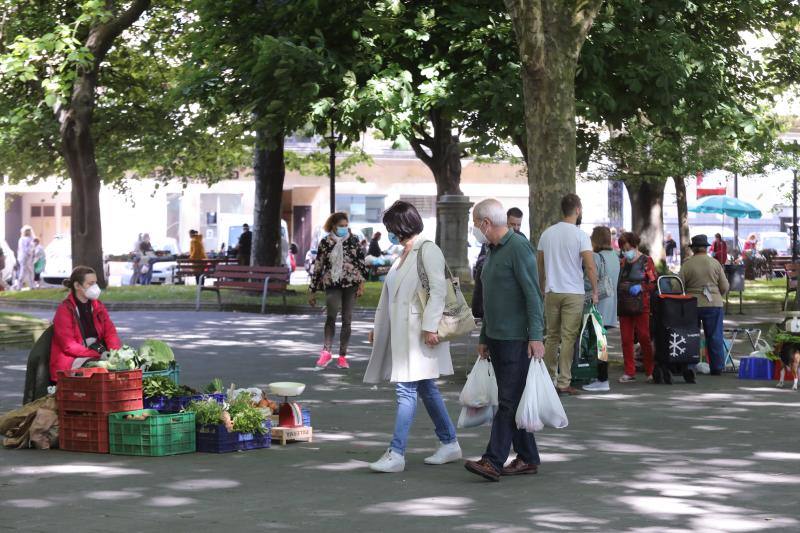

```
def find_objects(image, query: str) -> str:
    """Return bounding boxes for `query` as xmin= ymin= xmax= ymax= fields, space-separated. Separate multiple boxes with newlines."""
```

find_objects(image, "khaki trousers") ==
xmin=544 ymin=293 xmax=585 ymax=389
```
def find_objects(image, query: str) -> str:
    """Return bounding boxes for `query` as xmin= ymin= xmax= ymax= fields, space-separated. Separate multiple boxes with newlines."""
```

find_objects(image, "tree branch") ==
xmin=572 ymin=0 xmax=604 ymax=49
xmin=408 ymin=136 xmax=434 ymax=169
xmin=88 ymin=0 xmax=151 ymax=63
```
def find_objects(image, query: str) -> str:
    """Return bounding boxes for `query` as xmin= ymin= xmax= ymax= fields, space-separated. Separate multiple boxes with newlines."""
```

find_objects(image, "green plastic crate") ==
xmin=108 ymin=409 xmax=195 ymax=456
xmin=143 ymin=363 xmax=180 ymax=385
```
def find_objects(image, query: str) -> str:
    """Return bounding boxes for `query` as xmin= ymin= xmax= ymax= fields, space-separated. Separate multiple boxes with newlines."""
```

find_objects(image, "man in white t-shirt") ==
xmin=537 ymin=194 xmax=598 ymax=395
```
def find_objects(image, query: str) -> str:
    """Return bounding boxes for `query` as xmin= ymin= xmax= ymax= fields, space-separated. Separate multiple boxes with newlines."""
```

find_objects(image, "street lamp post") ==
xmin=793 ymin=167 xmax=798 ymax=263
xmin=325 ymin=115 xmax=342 ymax=214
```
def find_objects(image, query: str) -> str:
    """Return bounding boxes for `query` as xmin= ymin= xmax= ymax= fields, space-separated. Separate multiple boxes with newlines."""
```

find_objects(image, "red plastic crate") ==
xmin=59 ymin=412 xmax=109 ymax=453
xmin=56 ymin=368 xmax=143 ymax=414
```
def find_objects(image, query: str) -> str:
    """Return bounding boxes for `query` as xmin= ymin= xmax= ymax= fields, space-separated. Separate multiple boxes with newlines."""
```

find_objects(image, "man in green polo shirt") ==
xmin=464 ymin=198 xmax=545 ymax=482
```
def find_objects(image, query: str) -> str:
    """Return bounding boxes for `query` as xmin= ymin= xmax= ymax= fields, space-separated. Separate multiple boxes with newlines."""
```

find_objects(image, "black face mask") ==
xmin=514 ymin=229 xmax=522 ymax=235
xmin=576 ymin=216 xmax=582 ymax=227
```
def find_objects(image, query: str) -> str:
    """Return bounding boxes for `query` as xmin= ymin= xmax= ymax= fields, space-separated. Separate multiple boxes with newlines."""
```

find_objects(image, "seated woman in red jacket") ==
xmin=50 ymin=266 xmax=121 ymax=382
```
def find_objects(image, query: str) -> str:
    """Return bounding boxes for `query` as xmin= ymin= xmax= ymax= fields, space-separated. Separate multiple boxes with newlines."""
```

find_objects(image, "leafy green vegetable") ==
xmin=204 ymin=378 xmax=224 ymax=394
xmin=104 ymin=345 xmax=139 ymax=370
xmin=143 ymin=376 xmax=181 ymax=398
xmin=185 ymin=399 xmax=224 ymax=426
xmin=138 ymin=340 xmax=175 ymax=371
xmin=227 ymin=392 xmax=268 ymax=434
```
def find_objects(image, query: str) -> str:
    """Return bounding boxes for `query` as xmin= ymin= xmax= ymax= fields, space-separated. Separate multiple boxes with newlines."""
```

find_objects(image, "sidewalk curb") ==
xmin=0 ymin=298 xmax=377 ymax=318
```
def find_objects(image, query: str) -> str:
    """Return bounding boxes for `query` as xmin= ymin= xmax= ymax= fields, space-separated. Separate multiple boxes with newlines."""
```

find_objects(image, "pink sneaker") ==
xmin=315 ymin=350 xmax=333 ymax=368
xmin=336 ymin=356 xmax=350 ymax=369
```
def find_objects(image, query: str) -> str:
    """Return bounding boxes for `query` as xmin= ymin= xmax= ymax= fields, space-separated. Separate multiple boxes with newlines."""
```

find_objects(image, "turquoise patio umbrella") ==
xmin=688 ymin=195 xmax=762 ymax=219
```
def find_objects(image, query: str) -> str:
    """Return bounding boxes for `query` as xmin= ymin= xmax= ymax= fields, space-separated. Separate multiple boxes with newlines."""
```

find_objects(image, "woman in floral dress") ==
xmin=309 ymin=212 xmax=368 ymax=369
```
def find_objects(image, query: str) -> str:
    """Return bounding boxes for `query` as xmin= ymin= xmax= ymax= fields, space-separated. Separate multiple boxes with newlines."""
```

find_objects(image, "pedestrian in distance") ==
xmin=582 ymin=227 xmax=620 ymax=393
xmin=16 ymin=225 xmax=35 ymax=290
xmin=364 ymin=201 xmax=461 ymax=473
xmin=138 ymin=233 xmax=155 ymax=285
xmin=617 ymin=232 xmax=657 ymax=383
xmin=664 ymin=232 xmax=678 ymax=267
xmin=679 ymin=235 xmax=729 ymax=375
xmin=538 ymin=194 xmax=598 ymax=396
xmin=189 ymin=230 xmax=207 ymax=284
xmin=309 ymin=212 xmax=368 ymax=370
xmin=32 ymin=238 xmax=46 ymax=289
xmin=711 ymin=233 xmax=728 ymax=265
xmin=463 ymin=199 xmax=545 ymax=482
xmin=237 ymin=224 xmax=252 ymax=266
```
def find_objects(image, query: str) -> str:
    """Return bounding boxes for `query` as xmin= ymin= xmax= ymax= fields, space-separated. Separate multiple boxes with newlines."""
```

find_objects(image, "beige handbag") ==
xmin=416 ymin=242 xmax=477 ymax=340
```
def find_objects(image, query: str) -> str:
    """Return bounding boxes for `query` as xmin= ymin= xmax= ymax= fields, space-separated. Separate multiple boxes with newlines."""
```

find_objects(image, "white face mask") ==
xmin=85 ymin=284 xmax=102 ymax=301
xmin=472 ymin=223 xmax=489 ymax=245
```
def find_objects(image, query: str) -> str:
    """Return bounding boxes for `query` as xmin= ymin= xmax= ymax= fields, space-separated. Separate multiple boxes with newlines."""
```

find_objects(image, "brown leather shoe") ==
xmin=501 ymin=458 xmax=539 ymax=476
xmin=557 ymin=386 xmax=580 ymax=396
xmin=464 ymin=458 xmax=501 ymax=482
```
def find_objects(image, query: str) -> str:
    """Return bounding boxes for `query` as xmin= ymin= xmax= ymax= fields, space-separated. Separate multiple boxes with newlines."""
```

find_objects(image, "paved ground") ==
xmin=1 ymin=309 xmax=799 ymax=532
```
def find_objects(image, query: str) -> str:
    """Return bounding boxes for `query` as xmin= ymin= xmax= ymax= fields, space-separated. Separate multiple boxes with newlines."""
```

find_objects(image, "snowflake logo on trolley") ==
xmin=669 ymin=332 xmax=687 ymax=359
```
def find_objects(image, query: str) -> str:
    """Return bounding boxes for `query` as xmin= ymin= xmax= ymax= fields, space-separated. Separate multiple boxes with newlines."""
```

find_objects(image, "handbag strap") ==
xmin=417 ymin=240 xmax=455 ymax=297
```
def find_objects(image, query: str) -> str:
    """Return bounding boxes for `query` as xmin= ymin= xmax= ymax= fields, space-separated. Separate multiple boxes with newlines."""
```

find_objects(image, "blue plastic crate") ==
xmin=737 ymin=357 xmax=774 ymax=380
xmin=143 ymin=363 xmax=180 ymax=385
xmin=144 ymin=393 xmax=226 ymax=413
xmin=196 ymin=420 xmax=271 ymax=453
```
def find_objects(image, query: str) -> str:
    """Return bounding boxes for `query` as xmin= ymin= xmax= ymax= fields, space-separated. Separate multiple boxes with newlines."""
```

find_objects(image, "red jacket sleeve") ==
xmin=95 ymin=301 xmax=122 ymax=350
xmin=53 ymin=303 xmax=100 ymax=359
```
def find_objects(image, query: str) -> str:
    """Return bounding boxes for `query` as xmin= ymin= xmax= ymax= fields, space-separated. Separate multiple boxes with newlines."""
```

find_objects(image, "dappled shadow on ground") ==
xmin=1 ymin=311 xmax=799 ymax=531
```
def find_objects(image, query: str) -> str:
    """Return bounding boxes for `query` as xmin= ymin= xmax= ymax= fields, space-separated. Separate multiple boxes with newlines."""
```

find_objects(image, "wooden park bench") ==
xmin=783 ymin=263 xmax=800 ymax=311
xmin=769 ymin=255 xmax=793 ymax=278
xmin=174 ymin=258 xmax=234 ymax=284
xmin=196 ymin=265 xmax=292 ymax=313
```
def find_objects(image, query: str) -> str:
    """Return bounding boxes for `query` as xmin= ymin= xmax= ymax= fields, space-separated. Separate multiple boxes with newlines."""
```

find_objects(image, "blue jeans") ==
xmin=485 ymin=338 xmax=541 ymax=471
xmin=389 ymin=379 xmax=457 ymax=456
xmin=698 ymin=306 xmax=725 ymax=372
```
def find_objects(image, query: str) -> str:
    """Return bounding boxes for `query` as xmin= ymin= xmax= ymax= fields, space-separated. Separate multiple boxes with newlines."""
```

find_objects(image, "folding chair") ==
xmin=722 ymin=328 xmax=762 ymax=372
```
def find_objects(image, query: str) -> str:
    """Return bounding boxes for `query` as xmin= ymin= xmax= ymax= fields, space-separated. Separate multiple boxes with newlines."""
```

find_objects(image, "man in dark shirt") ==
xmin=664 ymin=233 xmax=678 ymax=266
xmin=464 ymin=199 xmax=545 ymax=482
xmin=237 ymin=224 xmax=252 ymax=266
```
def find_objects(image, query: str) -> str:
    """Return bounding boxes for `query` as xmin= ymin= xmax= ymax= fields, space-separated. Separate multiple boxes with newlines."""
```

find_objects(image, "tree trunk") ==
xmin=253 ymin=131 xmax=286 ymax=267
xmin=56 ymin=1 xmax=151 ymax=287
xmin=673 ymin=175 xmax=691 ymax=264
xmin=625 ymin=178 xmax=667 ymax=263
xmin=504 ymin=0 xmax=604 ymax=243
xmin=60 ymin=71 xmax=106 ymax=286
xmin=408 ymin=108 xmax=463 ymax=245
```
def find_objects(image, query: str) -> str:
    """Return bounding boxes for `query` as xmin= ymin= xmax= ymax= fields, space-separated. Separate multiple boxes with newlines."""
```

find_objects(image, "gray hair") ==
xmin=473 ymin=199 xmax=507 ymax=227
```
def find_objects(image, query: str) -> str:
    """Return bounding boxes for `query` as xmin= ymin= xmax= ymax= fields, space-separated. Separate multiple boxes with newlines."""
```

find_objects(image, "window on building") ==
xmin=31 ymin=206 xmax=41 ymax=217
xmin=62 ymin=205 xmax=71 ymax=217
xmin=399 ymin=195 xmax=436 ymax=218
xmin=43 ymin=205 xmax=55 ymax=217
xmin=336 ymin=195 xmax=385 ymax=223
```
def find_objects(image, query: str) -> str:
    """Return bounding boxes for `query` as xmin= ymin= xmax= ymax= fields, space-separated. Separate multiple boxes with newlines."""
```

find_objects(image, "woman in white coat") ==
xmin=364 ymin=201 xmax=461 ymax=473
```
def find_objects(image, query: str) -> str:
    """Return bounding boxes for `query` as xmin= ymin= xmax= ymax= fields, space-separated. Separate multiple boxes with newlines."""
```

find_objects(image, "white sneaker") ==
xmin=369 ymin=448 xmax=405 ymax=473
xmin=424 ymin=441 xmax=463 ymax=465
xmin=582 ymin=380 xmax=610 ymax=392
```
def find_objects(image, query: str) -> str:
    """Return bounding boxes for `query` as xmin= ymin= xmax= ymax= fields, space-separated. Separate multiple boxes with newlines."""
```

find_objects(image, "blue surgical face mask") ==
xmin=388 ymin=232 xmax=401 ymax=245
xmin=335 ymin=227 xmax=348 ymax=238
xmin=624 ymin=249 xmax=636 ymax=261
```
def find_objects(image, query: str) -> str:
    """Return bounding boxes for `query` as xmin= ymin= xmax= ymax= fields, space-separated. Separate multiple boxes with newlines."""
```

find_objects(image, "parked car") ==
xmin=1 ymin=240 xmax=17 ymax=286
xmin=41 ymin=235 xmax=72 ymax=286
xmin=120 ymin=237 xmax=180 ymax=285
xmin=759 ymin=231 xmax=791 ymax=256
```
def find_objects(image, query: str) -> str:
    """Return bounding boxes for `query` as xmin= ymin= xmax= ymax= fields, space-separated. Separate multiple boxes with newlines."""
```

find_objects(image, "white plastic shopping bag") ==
xmin=459 ymin=357 xmax=498 ymax=408
xmin=457 ymin=405 xmax=496 ymax=428
xmin=515 ymin=359 xmax=569 ymax=431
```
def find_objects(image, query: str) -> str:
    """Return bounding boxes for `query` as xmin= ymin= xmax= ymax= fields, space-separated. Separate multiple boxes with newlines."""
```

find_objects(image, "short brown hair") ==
xmin=591 ymin=227 xmax=612 ymax=252
xmin=561 ymin=194 xmax=582 ymax=217
xmin=323 ymin=212 xmax=349 ymax=233
xmin=618 ymin=231 xmax=640 ymax=249
xmin=383 ymin=201 xmax=424 ymax=240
